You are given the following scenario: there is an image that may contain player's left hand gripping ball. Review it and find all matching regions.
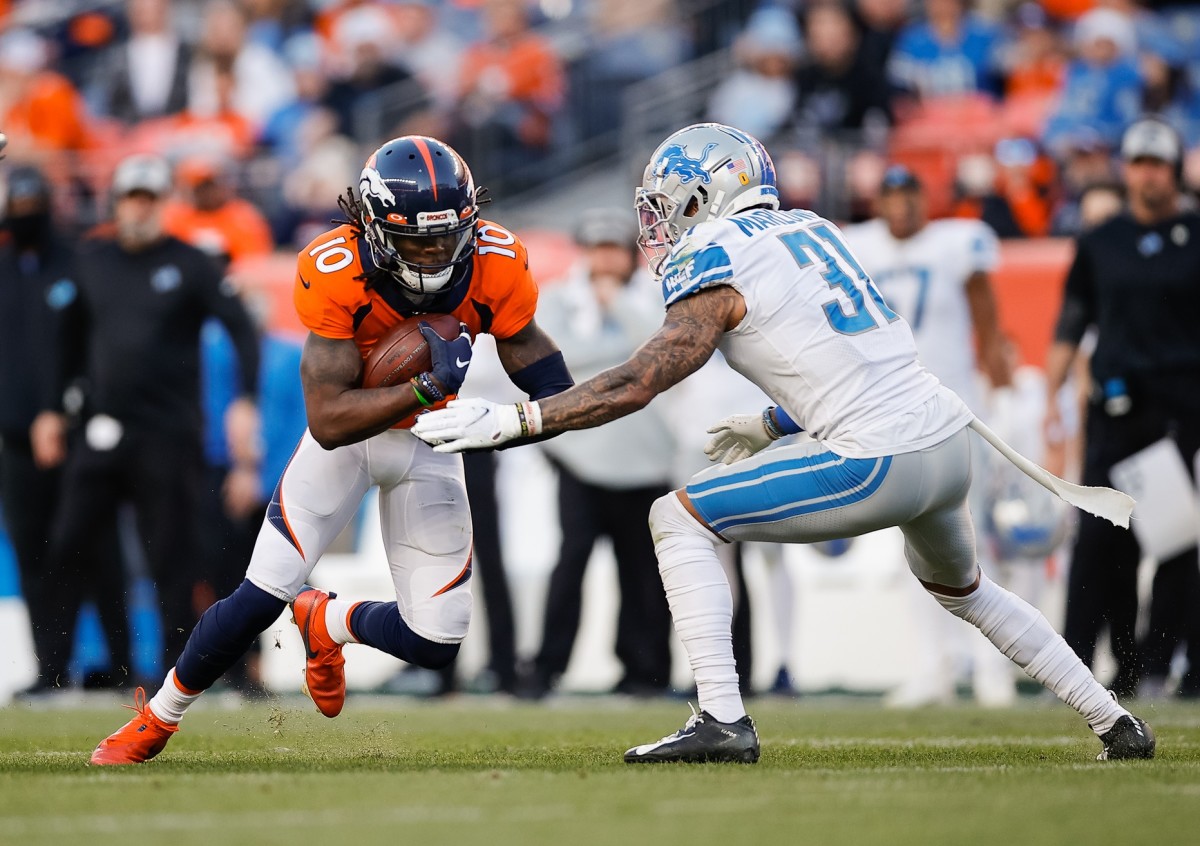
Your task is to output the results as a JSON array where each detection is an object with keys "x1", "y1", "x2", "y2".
[
  {"x1": 419, "y1": 321, "x2": 473, "y2": 395},
  {"x1": 412, "y1": 398, "x2": 541, "y2": 452}
]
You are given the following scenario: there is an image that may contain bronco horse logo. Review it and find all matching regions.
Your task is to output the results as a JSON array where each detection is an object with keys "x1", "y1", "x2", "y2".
[
  {"x1": 657, "y1": 142, "x2": 718, "y2": 184},
  {"x1": 359, "y1": 166, "x2": 396, "y2": 207}
]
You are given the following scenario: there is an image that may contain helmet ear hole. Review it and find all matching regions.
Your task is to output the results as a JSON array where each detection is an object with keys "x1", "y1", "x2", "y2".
[{"x1": 684, "y1": 196, "x2": 701, "y2": 217}]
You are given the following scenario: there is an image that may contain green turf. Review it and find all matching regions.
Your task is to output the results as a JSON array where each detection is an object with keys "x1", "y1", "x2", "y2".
[{"x1": 2, "y1": 696, "x2": 1198, "y2": 846}]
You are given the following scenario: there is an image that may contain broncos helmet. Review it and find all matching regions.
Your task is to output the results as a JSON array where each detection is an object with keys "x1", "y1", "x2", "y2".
[
  {"x1": 357, "y1": 136, "x2": 480, "y2": 297},
  {"x1": 636, "y1": 123, "x2": 779, "y2": 276}
]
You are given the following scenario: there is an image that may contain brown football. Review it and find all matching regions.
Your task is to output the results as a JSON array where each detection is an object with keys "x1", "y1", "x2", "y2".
[{"x1": 361, "y1": 313, "x2": 463, "y2": 390}]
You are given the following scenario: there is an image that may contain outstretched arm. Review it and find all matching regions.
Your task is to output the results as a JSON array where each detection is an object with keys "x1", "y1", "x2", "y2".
[
  {"x1": 412, "y1": 285, "x2": 745, "y2": 450},
  {"x1": 536, "y1": 285, "x2": 742, "y2": 435}
]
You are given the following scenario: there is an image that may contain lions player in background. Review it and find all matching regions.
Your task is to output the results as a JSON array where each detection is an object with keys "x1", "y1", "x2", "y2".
[
  {"x1": 414, "y1": 123, "x2": 1154, "y2": 764},
  {"x1": 844, "y1": 165, "x2": 1018, "y2": 707},
  {"x1": 89, "y1": 136, "x2": 574, "y2": 765}
]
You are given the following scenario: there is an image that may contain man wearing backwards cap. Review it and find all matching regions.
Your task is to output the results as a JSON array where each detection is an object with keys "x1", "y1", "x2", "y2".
[
  {"x1": 30, "y1": 154, "x2": 262, "y2": 686},
  {"x1": 1045, "y1": 116, "x2": 1200, "y2": 699}
]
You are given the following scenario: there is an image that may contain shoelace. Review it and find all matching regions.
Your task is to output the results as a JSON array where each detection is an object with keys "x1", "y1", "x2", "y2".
[
  {"x1": 122, "y1": 686, "x2": 151, "y2": 720},
  {"x1": 653, "y1": 703, "x2": 704, "y2": 744}
]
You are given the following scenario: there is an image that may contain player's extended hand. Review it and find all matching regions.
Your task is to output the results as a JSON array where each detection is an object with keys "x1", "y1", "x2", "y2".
[
  {"x1": 419, "y1": 321, "x2": 473, "y2": 395},
  {"x1": 412, "y1": 398, "x2": 539, "y2": 452},
  {"x1": 704, "y1": 413, "x2": 775, "y2": 465}
]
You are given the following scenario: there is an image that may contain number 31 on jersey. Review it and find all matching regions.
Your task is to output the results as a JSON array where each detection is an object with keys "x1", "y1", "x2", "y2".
[{"x1": 779, "y1": 223, "x2": 899, "y2": 335}]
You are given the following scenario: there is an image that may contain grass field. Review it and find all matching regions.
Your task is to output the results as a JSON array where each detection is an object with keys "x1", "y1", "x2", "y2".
[{"x1": 2, "y1": 695, "x2": 1199, "y2": 846}]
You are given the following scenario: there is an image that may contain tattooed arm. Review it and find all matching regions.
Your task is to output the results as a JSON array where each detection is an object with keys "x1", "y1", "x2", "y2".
[
  {"x1": 301, "y1": 333, "x2": 426, "y2": 449},
  {"x1": 535, "y1": 285, "x2": 745, "y2": 435},
  {"x1": 411, "y1": 286, "x2": 745, "y2": 451}
]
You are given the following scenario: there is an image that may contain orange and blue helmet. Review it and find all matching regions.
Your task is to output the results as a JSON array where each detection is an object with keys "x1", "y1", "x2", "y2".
[{"x1": 358, "y1": 136, "x2": 481, "y2": 299}]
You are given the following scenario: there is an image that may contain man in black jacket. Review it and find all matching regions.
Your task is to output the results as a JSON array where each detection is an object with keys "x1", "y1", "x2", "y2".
[
  {"x1": 1044, "y1": 116, "x2": 1200, "y2": 698},
  {"x1": 0, "y1": 165, "x2": 130, "y2": 692},
  {"x1": 31, "y1": 154, "x2": 261, "y2": 682}
]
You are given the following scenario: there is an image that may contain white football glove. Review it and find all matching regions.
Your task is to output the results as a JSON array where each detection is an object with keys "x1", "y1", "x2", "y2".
[
  {"x1": 703, "y1": 412, "x2": 777, "y2": 465},
  {"x1": 411, "y1": 397, "x2": 541, "y2": 453}
]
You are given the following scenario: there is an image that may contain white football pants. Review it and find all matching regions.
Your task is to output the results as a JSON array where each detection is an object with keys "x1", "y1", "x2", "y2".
[{"x1": 245, "y1": 428, "x2": 473, "y2": 643}]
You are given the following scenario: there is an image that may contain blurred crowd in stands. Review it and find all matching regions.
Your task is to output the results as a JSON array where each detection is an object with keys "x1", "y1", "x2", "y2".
[
  {"x1": 712, "y1": 0, "x2": 1200, "y2": 231},
  {"x1": 3, "y1": 0, "x2": 1199, "y2": 249}
]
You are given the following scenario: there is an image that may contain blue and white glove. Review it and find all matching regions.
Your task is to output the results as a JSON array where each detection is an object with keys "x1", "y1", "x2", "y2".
[
  {"x1": 412, "y1": 397, "x2": 542, "y2": 452},
  {"x1": 419, "y1": 321, "x2": 473, "y2": 396}
]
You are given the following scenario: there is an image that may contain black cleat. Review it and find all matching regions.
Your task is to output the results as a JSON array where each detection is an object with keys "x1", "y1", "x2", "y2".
[
  {"x1": 624, "y1": 706, "x2": 760, "y2": 764},
  {"x1": 1097, "y1": 714, "x2": 1156, "y2": 760}
]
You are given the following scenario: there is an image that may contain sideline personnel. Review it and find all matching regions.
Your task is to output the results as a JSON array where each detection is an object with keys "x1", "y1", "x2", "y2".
[
  {"x1": 31, "y1": 154, "x2": 261, "y2": 683},
  {"x1": 1043, "y1": 116, "x2": 1200, "y2": 698}
]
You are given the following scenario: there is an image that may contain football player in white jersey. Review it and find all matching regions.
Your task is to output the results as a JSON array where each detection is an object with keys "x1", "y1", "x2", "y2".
[
  {"x1": 413, "y1": 123, "x2": 1154, "y2": 764},
  {"x1": 843, "y1": 165, "x2": 1010, "y2": 407},
  {"x1": 844, "y1": 166, "x2": 1018, "y2": 707}
]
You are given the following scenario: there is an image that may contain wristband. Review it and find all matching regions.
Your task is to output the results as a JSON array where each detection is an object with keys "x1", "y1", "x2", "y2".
[
  {"x1": 762, "y1": 407, "x2": 786, "y2": 440},
  {"x1": 515, "y1": 401, "x2": 543, "y2": 438},
  {"x1": 413, "y1": 371, "x2": 446, "y2": 404},
  {"x1": 410, "y1": 378, "x2": 433, "y2": 408}
]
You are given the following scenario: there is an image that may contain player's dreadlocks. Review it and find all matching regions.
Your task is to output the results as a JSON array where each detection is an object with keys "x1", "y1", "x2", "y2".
[{"x1": 332, "y1": 187, "x2": 377, "y2": 288}]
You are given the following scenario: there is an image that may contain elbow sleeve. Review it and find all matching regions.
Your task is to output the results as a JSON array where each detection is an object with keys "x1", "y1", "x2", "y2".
[{"x1": 509, "y1": 351, "x2": 574, "y2": 400}]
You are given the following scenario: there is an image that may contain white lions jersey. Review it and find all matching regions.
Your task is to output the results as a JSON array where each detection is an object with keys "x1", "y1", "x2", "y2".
[
  {"x1": 660, "y1": 208, "x2": 971, "y2": 459},
  {"x1": 843, "y1": 218, "x2": 999, "y2": 411}
]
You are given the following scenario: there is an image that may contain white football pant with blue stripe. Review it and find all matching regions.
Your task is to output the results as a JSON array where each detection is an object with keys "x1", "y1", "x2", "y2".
[{"x1": 653, "y1": 426, "x2": 1129, "y2": 736}]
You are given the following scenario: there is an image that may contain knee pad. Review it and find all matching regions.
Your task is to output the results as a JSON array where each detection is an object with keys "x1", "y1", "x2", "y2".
[{"x1": 649, "y1": 492, "x2": 707, "y2": 546}]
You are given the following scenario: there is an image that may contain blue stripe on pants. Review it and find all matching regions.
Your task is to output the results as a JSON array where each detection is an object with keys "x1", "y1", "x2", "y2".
[{"x1": 687, "y1": 451, "x2": 892, "y2": 534}]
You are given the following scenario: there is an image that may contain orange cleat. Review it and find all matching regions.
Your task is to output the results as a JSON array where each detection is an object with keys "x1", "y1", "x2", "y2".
[
  {"x1": 89, "y1": 687, "x2": 179, "y2": 765},
  {"x1": 291, "y1": 585, "x2": 346, "y2": 718}
]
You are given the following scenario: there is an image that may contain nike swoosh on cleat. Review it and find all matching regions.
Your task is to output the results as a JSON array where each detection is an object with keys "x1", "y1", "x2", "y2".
[{"x1": 298, "y1": 600, "x2": 319, "y2": 660}]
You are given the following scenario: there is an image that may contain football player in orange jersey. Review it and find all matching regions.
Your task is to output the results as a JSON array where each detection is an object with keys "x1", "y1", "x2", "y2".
[{"x1": 90, "y1": 136, "x2": 574, "y2": 765}]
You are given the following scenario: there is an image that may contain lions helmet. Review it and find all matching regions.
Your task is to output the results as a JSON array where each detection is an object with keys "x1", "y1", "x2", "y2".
[
  {"x1": 636, "y1": 123, "x2": 779, "y2": 276},
  {"x1": 358, "y1": 136, "x2": 480, "y2": 297},
  {"x1": 988, "y1": 482, "x2": 1071, "y2": 561}
]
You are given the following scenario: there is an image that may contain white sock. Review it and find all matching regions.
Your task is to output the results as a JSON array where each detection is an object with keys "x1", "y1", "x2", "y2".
[
  {"x1": 930, "y1": 571, "x2": 1129, "y2": 734},
  {"x1": 650, "y1": 495, "x2": 745, "y2": 724},
  {"x1": 148, "y1": 669, "x2": 202, "y2": 725},
  {"x1": 324, "y1": 598, "x2": 357, "y2": 644},
  {"x1": 765, "y1": 544, "x2": 795, "y2": 671}
]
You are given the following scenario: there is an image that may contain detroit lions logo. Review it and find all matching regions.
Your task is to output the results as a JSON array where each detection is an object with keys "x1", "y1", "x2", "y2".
[
  {"x1": 359, "y1": 167, "x2": 396, "y2": 207},
  {"x1": 656, "y1": 142, "x2": 718, "y2": 184}
]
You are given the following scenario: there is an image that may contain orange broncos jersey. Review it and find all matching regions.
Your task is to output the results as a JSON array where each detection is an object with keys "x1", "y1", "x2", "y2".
[{"x1": 293, "y1": 218, "x2": 538, "y2": 423}]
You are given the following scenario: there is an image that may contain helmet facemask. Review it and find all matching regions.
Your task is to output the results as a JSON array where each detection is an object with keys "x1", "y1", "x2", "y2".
[
  {"x1": 363, "y1": 209, "x2": 476, "y2": 297},
  {"x1": 354, "y1": 137, "x2": 483, "y2": 300},
  {"x1": 635, "y1": 189, "x2": 705, "y2": 277}
]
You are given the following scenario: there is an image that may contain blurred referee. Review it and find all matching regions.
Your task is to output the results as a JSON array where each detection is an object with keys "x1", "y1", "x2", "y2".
[{"x1": 1043, "y1": 116, "x2": 1200, "y2": 699}]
